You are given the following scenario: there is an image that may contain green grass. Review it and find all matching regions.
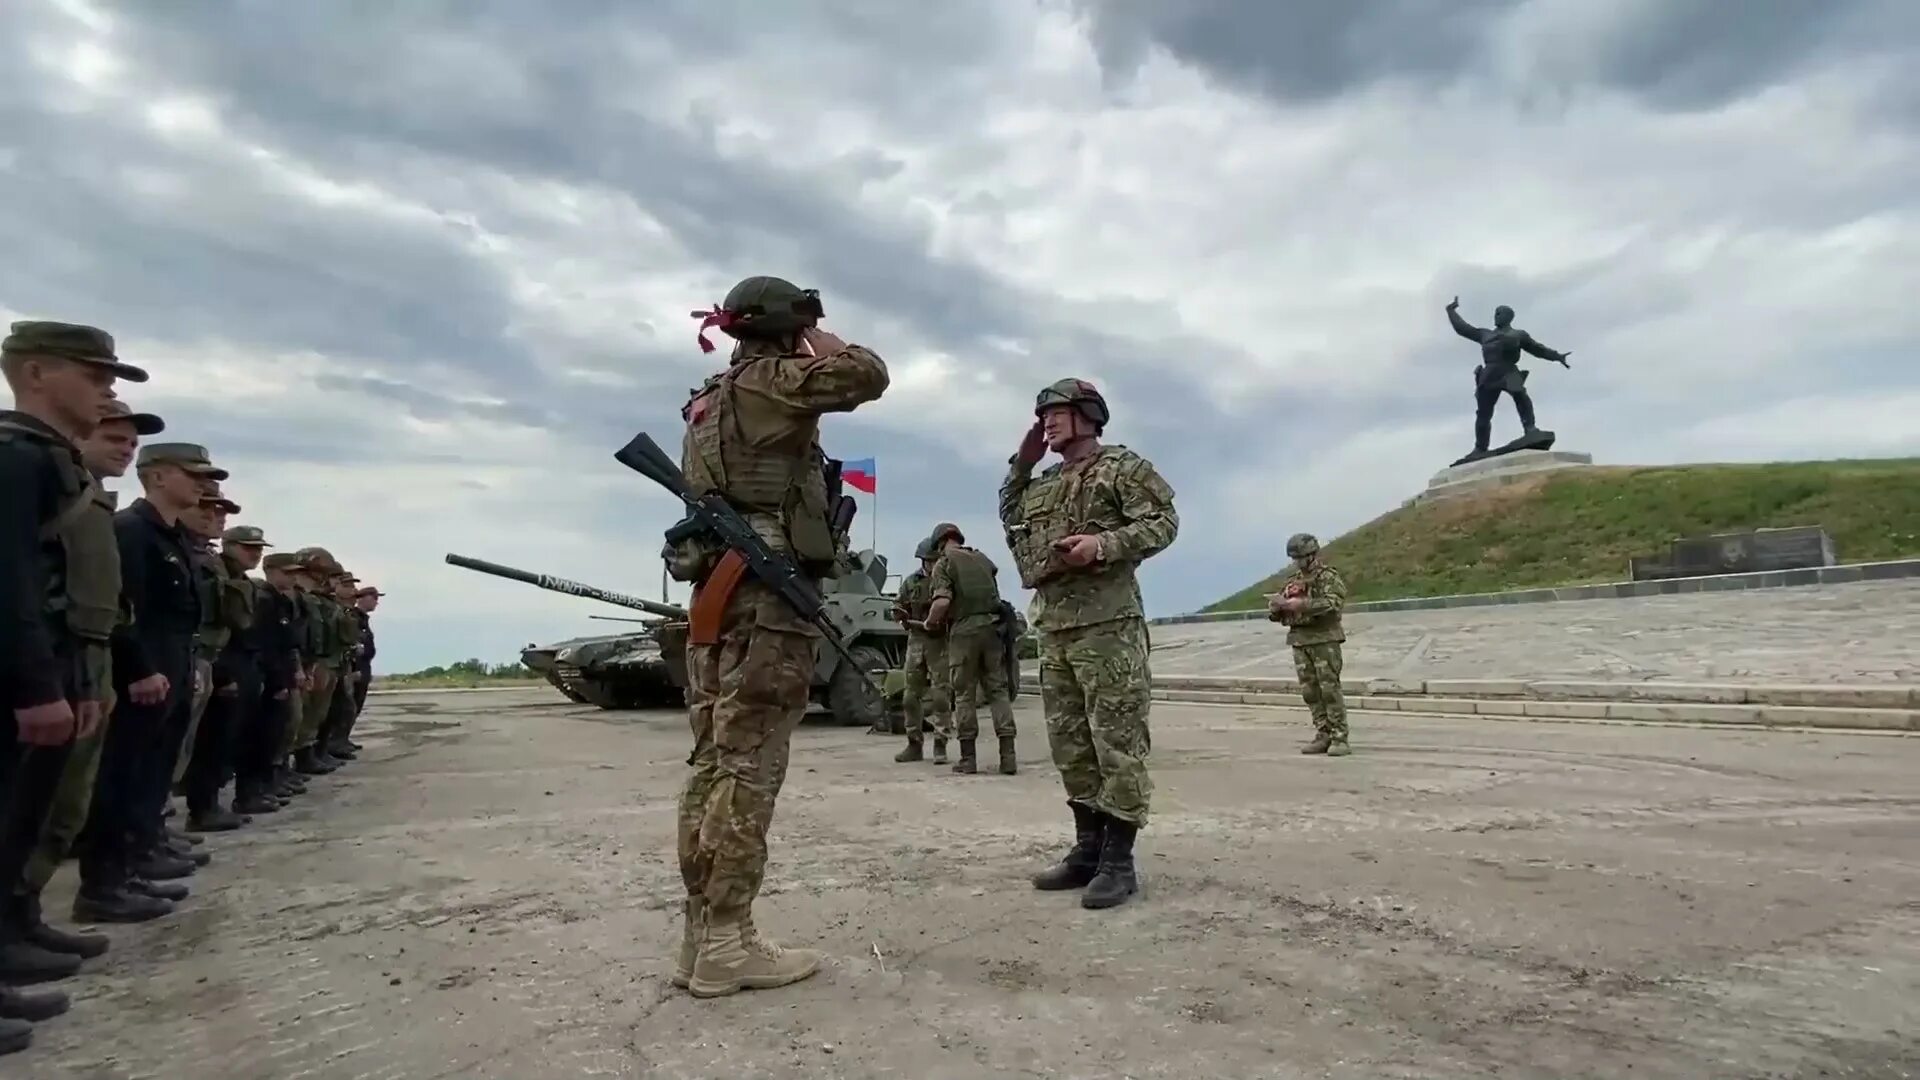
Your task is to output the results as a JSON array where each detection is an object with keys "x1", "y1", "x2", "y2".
[
  {"x1": 373, "y1": 673, "x2": 545, "y2": 690},
  {"x1": 1206, "y1": 457, "x2": 1920, "y2": 612}
]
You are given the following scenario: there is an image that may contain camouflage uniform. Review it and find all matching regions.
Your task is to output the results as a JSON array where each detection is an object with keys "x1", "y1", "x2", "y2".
[
  {"x1": 930, "y1": 544, "x2": 1017, "y2": 773},
  {"x1": 1273, "y1": 543, "x2": 1350, "y2": 752},
  {"x1": 1004, "y1": 378, "x2": 1176, "y2": 911},
  {"x1": 893, "y1": 560, "x2": 952, "y2": 760},
  {"x1": 668, "y1": 276, "x2": 887, "y2": 998}
]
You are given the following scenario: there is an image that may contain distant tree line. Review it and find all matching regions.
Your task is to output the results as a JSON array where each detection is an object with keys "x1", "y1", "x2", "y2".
[{"x1": 393, "y1": 658, "x2": 531, "y2": 680}]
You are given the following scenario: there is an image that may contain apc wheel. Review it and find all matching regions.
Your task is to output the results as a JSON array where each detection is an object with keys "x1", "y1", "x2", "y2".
[{"x1": 827, "y1": 644, "x2": 890, "y2": 728}]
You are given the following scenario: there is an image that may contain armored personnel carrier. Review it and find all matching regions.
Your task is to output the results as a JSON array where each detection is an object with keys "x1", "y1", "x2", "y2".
[{"x1": 446, "y1": 554, "x2": 687, "y2": 711}]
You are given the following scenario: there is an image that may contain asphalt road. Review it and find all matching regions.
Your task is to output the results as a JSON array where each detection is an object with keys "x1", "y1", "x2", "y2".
[{"x1": 22, "y1": 687, "x2": 1920, "y2": 1079}]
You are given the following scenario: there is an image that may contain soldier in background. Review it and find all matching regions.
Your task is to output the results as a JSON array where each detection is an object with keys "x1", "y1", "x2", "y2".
[
  {"x1": 1268, "y1": 533, "x2": 1351, "y2": 756},
  {"x1": 1001, "y1": 378, "x2": 1177, "y2": 911},
  {"x1": 289, "y1": 549, "x2": 344, "y2": 775},
  {"x1": 668, "y1": 275, "x2": 888, "y2": 997},
  {"x1": 259, "y1": 553, "x2": 311, "y2": 801},
  {"x1": 892, "y1": 534, "x2": 952, "y2": 765},
  {"x1": 17, "y1": 399, "x2": 165, "y2": 964},
  {"x1": 176, "y1": 484, "x2": 247, "y2": 831},
  {"x1": 220, "y1": 527, "x2": 283, "y2": 815},
  {"x1": 77, "y1": 442, "x2": 221, "y2": 922},
  {"x1": 314, "y1": 569, "x2": 362, "y2": 762},
  {"x1": 0, "y1": 321, "x2": 146, "y2": 1048},
  {"x1": 348, "y1": 586, "x2": 381, "y2": 747},
  {"x1": 924, "y1": 523, "x2": 1018, "y2": 776}
]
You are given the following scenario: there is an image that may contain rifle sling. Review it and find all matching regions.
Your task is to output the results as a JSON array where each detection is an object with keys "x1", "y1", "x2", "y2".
[{"x1": 689, "y1": 550, "x2": 750, "y2": 647}]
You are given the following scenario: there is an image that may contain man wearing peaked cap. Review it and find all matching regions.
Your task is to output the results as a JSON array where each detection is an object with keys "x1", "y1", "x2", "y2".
[
  {"x1": 137, "y1": 442, "x2": 228, "y2": 482},
  {"x1": 99, "y1": 399, "x2": 163, "y2": 436},
  {"x1": 76, "y1": 422, "x2": 212, "y2": 922},
  {"x1": 2, "y1": 321, "x2": 149, "y2": 384},
  {"x1": 289, "y1": 548, "x2": 347, "y2": 774},
  {"x1": 256, "y1": 553, "x2": 311, "y2": 802},
  {"x1": 0, "y1": 320, "x2": 148, "y2": 1029},
  {"x1": 223, "y1": 525, "x2": 271, "y2": 548}
]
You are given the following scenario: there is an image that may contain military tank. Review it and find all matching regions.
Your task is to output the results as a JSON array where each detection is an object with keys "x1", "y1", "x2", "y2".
[
  {"x1": 445, "y1": 554, "x2": 687, "y2": 710},
  {"x1": 446, "y1": 551, "x2": 908, "y2": 726}
]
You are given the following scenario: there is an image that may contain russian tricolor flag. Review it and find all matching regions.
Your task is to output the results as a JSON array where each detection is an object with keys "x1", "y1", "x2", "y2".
[{"x1": 841, "y1": 457, "x2": 877, "y2": 494}]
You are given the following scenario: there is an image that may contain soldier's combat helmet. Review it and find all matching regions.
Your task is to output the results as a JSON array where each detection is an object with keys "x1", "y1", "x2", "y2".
[
  {"x1": 1286, "y1": 533, "x2": 1320, "y2": 559},
  {"x1": 914, "y1": 535, "x2": 940, "y2": 560},
  {"x1": 929, "y1": 521, "x2": 965, "y2": 546},
  {"x1": 692, "y1": 276, "x2": 824, "y2": 353},
  {"x1": 1033, "y1": 378, "x2": 1110, "y2": 432}
]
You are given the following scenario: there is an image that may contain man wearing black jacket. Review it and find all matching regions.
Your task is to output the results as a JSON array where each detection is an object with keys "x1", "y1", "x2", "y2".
[
  {"x1": 75, "y1": 442, "x2": 223, "y2": 922},
  {"x1": 227, "y1": 528, "x2": 290, "y2": 815},
  {"x1": 0, "y1": 321, "x2": 146, "y2": 1055},
  {"x1": 257, "y1": 553, "x2": 310, "y2": 803}
]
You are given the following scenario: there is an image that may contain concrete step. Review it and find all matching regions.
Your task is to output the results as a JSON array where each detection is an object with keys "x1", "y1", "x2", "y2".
[{"x1": 1016, "y1": 675, "x2": 1920, "y2": 732}]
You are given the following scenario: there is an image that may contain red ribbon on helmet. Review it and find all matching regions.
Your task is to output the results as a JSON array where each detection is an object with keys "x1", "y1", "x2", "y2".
[{"x1": 690, "y1": 305, "x2": 737, "y2": 354}]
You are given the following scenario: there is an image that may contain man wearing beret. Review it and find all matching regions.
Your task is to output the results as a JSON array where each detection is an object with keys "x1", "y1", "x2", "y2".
[
  {"x1": 15, "y1": 398, "x2": 169, "y2": 972},
  {"x1": 77, "y1": 440, "x2": 223, "y2": 920},
  {"x1": 0, "y1": 321, "x2": 147, "y2": 1053}
]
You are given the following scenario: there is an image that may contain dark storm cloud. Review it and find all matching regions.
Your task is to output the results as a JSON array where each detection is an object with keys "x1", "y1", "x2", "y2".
[{"x1": 1075, "y1": 0, "x2": 1917, "y2": 112}]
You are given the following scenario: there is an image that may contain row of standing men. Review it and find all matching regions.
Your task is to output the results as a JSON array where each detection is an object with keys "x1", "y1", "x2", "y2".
[{"x1": 0, "y1": 320, "x2": 383, "y2": 1058}]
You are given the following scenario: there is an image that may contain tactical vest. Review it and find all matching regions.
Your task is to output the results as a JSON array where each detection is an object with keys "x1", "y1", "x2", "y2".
[
  {"x1": 679, "y1": 357, "x2": 836, "y2": 566},
  {"x1": 1009, "y1": 460, "x2": 1092, "y2": 589},
  {"x1": 0, "y1": 418, "x2": 120, "y2": 642},
  {"x1": 1281, "y1": 564, "x2": 1346, "y2": 646},
  {"x1": 193, "y1": 549, "x2": 230, "y2": 657},
  {"x1": 939, "y1": 547, "x2": 1002, "y2": 623},
  {"x1": 217, "y1": 552, "x2": 258, "y2": 646},
  {"x1": 331, "y1": 600, "x2": 358, "y2": 668}
]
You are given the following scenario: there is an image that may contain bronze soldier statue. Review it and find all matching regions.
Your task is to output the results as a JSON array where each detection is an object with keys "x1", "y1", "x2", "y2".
[{"x1": 1445, "y1": 297, "x2": 1571, "y2": 466}]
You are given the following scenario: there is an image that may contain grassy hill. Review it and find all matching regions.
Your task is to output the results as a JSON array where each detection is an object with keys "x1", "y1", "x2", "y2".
[{"x1": 1206, "y1": 458, "x2": 1920, "y2": 613}]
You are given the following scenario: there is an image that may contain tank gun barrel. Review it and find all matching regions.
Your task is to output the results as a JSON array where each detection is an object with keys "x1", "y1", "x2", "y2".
[{"x1": 444, "y1": 553, "x2": 689, "y2": 619}]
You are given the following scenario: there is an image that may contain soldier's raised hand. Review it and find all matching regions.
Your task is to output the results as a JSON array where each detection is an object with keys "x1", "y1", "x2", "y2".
[{"x1": 1016, "y1": 420, "x2": 1047, "y2": 467}]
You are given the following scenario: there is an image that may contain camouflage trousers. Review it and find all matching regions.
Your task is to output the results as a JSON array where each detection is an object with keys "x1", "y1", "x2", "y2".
[
  {"x1": 948, "y1": 623, "x2": 1015, "y2": 741},
  {"x1": 173, "y1": 656, "x2": 215, "y2": 785},
  {"x1": 276, "y1": 673, "x2": 306, "y2": 759},
  {"x1": 1292, "y1": 642, "x2": 1348, "y2": 741},
  {"x1": 295, "y1": 665, "x2": 340, "y2": 751},
  {"x1": 1038, "y1": 617, "x2": 1153, "y2": 827},
  {"x1": 22, "y1": 691, "x2": 113, "y2": 893},
  {"x1": 902, "y1": 634, "x2": 951, "y2": 741},
  {"x1": 678, "y1": 580, "x2": 812, "y2": 925}
]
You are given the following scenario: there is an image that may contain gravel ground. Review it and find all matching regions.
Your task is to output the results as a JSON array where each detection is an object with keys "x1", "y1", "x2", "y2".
[{"x1": 18, "y1": 687, "x2": 1920, "y2": 1079}]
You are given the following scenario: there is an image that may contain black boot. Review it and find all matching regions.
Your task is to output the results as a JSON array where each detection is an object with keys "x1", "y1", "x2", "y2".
[
  {"x1": 128, "y1": 877, "x2": 190, "y2": 903},
  {"x1": 73, "y1": 887, "x2": 173, "y2": 924},
  {"x1": 187, "y1": 807, "x2": 246, "y2": 833},
  {"x1": 997, "y1": 736, "x2": 1018, "y2": 775},
  {"x1": 1032, "y1": 802, "x2": 1105, "y2": 891},
  {"x1": 326, "y1": 741, "x2": 358, "y2": 760},
  {"x1": 165, "y1": 824, "x2": 202, "y2": 848},
  {"x1": 16, "y1": 892, "x2": 107, "y2": 960},
  {"x1": 932, "y1": 737, "x2": 949, "y2": 765},
  {"x1": 893, "y1": 739, "x2": 923, "y2": 763},
  {"x1": 0, "y1": 985, "x2": 68, "y2": 1022},
  {"x1": 1081, "y1": 815, "x2": 1139, "y2": 910},
  {"x1": 234, "y1": 789, "x2": 280, "y2": 815},
  {"x1": 0, "y1": 935, "x2": 82, "y2": 985},
  {"x1": 133, "y1": 849, "x2": 196, "y2": 881},
  {"x1": 951, "y1": 739, "x2": 977, "y2": 774},
  {"x1": 0, "y1": 1017, "x2": 29, "y2": 1056}
]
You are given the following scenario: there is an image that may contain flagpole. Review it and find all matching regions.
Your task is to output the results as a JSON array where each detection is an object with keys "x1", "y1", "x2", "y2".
[{"x1": 870, "y1": 485, "x2": 878, "y2": 554}]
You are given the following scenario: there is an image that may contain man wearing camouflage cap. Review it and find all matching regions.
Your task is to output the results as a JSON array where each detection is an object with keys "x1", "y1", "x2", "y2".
[
  {"x1": 76, "y1": 441, "x2": 224, "y2": 920},
  {"x1": 0, "y1": 320, "x2": 148, "y2": 1044},
  {"x1": 346, "y1": 585, "x2": 382, "y2": 744},
  {"x1": 1002, "y1": 378, "x2": 1178, "y2": 911},
  {"x1": 290, "y1": 548, "x2": 348, "y2": 774},
  {"x1": 314, "y1": 568, "x2": 364, "y2": 762},
  {"x1": 1268, "y1": 533, "x2": 1352, "y2": 756}
]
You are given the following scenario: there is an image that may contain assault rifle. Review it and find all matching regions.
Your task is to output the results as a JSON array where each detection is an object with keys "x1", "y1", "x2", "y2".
[{"x1": 613, "y1": 432, "x2": 878, "y2": 692}]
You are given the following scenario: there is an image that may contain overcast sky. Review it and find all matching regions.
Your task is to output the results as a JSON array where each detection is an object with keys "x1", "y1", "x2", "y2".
[{"x1": 5, "y1": 0, "x2": 1917, "y2": 672}]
